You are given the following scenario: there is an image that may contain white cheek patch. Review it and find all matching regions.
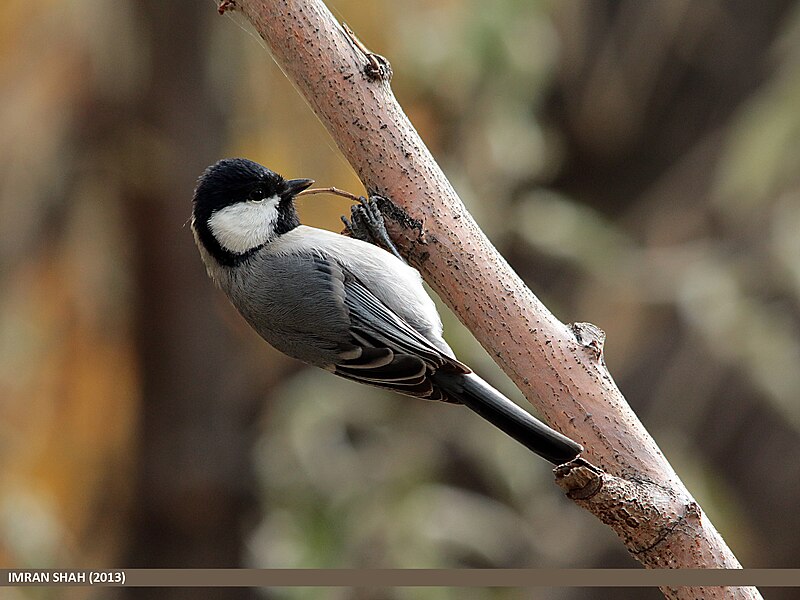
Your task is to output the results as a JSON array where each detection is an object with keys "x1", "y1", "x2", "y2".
[{"x1": 208, "y1": 196, "x2": 280, "y2": 254}]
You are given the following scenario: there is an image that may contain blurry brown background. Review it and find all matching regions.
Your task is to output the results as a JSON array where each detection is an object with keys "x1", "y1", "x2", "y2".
[{"x1": 1, "y1": 1, "x2": 800, "y2": 599}]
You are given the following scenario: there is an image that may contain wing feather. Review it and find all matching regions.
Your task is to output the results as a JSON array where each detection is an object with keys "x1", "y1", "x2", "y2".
[
  {"x1": 247, "y1": 250, "x2": 468, "y2": 401},
  {"x1": 334, "y1": 276, "x2": 468, "y2": 401}
]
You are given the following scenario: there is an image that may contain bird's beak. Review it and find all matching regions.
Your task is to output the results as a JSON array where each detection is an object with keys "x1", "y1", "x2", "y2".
[{"x1": 283, "y1": 178, "x2": 314, "y2": 196}]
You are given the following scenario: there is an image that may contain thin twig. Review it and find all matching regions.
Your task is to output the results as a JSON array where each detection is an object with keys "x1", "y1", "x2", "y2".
[{"x1": 296, "y1": 186, "x2": 363, "y2": 202}]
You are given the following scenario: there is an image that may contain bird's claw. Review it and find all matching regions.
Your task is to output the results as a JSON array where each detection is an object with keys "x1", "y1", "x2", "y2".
[{"x1": 343, "y1": 195, "x2": 403, "y2": 260}]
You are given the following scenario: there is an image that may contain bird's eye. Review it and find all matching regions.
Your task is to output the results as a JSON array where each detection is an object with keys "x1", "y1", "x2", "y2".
[{"x1": 248, "y1": 188, "x2": 264, "y2": 202}]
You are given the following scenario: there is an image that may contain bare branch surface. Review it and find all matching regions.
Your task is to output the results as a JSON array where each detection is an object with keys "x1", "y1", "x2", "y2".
[{"x1": 229, "y1": 1, "x2": 760, "y2": 596}]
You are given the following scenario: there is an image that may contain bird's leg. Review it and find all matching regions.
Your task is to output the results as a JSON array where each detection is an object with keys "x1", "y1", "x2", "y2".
[{"x1": 341, "y1": 195, "x2": 404, "y2": 261}]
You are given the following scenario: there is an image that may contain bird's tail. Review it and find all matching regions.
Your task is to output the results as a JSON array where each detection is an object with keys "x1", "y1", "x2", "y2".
[{"x1": 432, "y1": 371, "x2": 582, "y2": 465}]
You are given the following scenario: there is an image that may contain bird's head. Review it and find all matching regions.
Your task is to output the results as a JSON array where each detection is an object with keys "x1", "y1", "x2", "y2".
[{"x1": 191, "y1": 158, "x2": 313, "y2": 266}]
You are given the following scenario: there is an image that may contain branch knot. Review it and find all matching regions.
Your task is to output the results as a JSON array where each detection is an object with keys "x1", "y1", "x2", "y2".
[{"x1": 342, "y1": 23, "x2": 393, "y2": 82}]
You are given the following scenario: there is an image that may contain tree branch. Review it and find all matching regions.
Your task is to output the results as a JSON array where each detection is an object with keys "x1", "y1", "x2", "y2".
[{"x1": 227, "y1": 1, "x2": 760, "y2": 596}]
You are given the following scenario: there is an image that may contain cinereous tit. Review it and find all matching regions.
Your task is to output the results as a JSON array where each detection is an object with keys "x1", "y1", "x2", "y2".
[{"x1": 191, "y1": 158, "x2": 582, "y2": 464}]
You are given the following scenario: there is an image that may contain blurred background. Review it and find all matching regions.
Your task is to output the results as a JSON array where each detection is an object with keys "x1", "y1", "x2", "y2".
[{"x1": 2, "y1": 0, "x2": 800, "y2": 599}]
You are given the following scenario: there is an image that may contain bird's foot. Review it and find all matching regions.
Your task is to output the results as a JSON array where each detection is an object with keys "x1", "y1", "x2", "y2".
[{"x1": 341, "y1": 195, "x2": 403, "y2": 260}]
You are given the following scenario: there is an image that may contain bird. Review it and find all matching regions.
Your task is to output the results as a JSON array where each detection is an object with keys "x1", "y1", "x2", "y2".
[{"x1": 191, "y1": 157, "x2": 582, "y2": 465}]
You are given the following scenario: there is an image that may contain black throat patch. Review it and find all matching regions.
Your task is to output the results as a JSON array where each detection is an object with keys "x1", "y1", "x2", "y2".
[{"x1": 273, "y1": 197, "x2": 301, "y2": 237}]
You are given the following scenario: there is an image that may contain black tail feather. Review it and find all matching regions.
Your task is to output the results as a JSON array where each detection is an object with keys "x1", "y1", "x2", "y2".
[{"x1": 433, "y1": 372, "x2": 582, "y2": 465}]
